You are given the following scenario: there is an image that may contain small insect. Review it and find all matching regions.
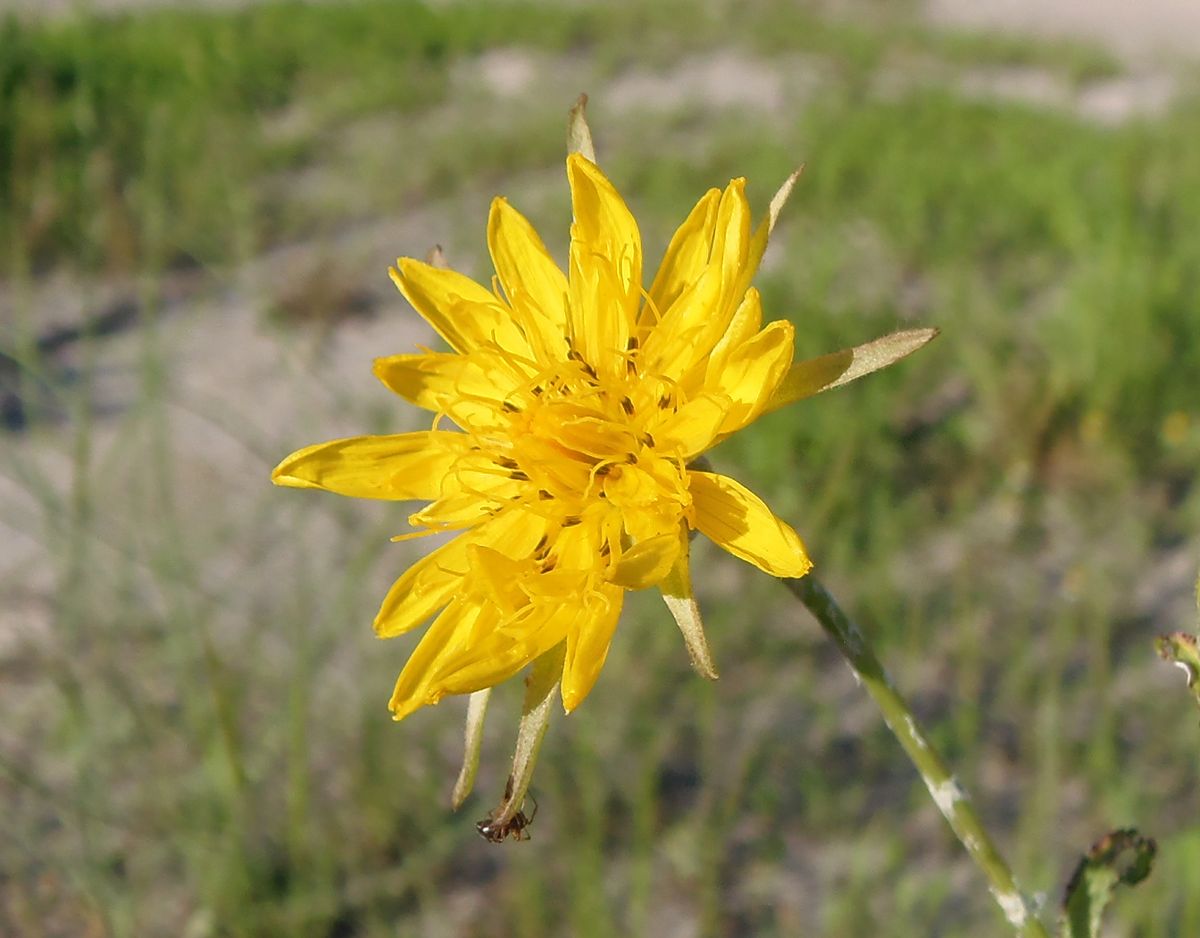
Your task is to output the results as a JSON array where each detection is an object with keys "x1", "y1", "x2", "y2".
[{"x1": 476, "y1": 788, "x2": 538, "y2": 843}]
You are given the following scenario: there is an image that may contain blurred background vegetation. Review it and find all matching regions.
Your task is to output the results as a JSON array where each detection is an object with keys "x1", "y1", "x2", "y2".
[{"x1": 1, "y1": 0, "x2": 1198, "y2": 935}]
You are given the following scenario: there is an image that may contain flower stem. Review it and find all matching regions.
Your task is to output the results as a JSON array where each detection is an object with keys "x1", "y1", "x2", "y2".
[{"x1": 785, "y1": 576, "x2": 1049, "y2": 938}]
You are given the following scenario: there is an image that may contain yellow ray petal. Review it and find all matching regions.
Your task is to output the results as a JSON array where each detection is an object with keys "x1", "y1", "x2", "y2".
[
  {"x1": 389, "y1": 598, "x2": 491, "y2": 720},
  {"x1": 702, "y1": 287, "x2": 764, "y2": 390},
  {"x1": 372, "y1": 351, "x2": 459, "y2": 411},
  {"x1": 488, "y1": 197, "x2": 569, "y2": 348},
  {"x1": 708, "y1": 177, "x2": 753, "y2": 300},
  {"x1": 373, "y1": 349, "x2": 526, "y2": 430},
  {"x1": 566, "y1": 154, "x2": 642, "y2": 367},
  {"x1": 390, "y1": 258, "x2": 530, "y2": 355},
  {"x1": 708, "y1": 319, "x2": 795, "y2": 438},
  {"x1": 408, "y1": 450, "x2": 527, "y2": 530},
  {"x1": 374, "y1": 534, "x2": 473, "y2": 639},
  {"x1": 645, "y1": 186, "x2": 721, "y2": 323},
  {"x1": 608, "y1": 531, "x2": 681, "y2": 589},
  {"x1": 640, "y1": 263, "x2": 724, "y2": 378},
  {"x1": 640, "y1": 178, "x2": 751, "y2": 379},
  {"x1": 432, "y1": 599, "x2": 571, "y2": 699},
  {"x1": 468, "y1": 544, "x2": 531, "y2": 617},
  {"x1": 271, "y1": 431, "x2": 469, "y2": 500},
  {"x1": 689, "y1": 470, "x2": 812, "y2": 578},
  {"x1": 408, "y1": 488, "x2": 518, "y2": 533},
  {"x1": 561, "y1": 586, "x2": 624, "y2": 712},
  {"x1": 374, "y1": 510, "x2": 542, "y2": 638},
  {"x1": 651, "y1": 391, "x2": 729, "y2": 460}
]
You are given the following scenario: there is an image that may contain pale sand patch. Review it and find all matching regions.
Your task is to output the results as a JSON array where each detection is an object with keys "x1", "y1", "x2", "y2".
[
  {"x1": 924, "y1": 0, "x2": 1200, "y2": 62},
  {"x1": 954, "y1": 67, "x2": 1177, "y2": 124},
  {"x1": 608, "y1": 51, "x2": 794, "y2": 114}
]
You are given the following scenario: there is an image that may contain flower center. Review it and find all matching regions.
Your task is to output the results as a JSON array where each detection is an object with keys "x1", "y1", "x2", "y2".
[{"x1": 491, "y1": 351, "x2": 692, "y2": 546}]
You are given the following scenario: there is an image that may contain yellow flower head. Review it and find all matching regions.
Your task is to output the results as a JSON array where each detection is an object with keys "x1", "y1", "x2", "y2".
[{"x1": 273, "y1": 116, "x2": 933, "y2": 732}]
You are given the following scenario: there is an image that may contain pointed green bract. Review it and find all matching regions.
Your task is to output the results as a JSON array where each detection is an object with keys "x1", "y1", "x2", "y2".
[
  {"x1": 766, "y1": 328, "x2": 939, "y2": 413},
  {"x1": 744, "y1": 167, "x2": 802, "y2": 290},
  {"x1": 660, "y1": 530, "x2": 719, "y2": 680},
  {"x1": 567, "y1": 93, "x2": 596, "y2": 163},
  {"x1": 450, "y1": 689, "x2": 491, "y2": 809},
  {"x1": 485, "y1": 643, "x2": 565, "y2": 830}
]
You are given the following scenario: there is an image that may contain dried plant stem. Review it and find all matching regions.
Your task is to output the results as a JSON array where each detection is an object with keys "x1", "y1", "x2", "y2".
[{"x1": 786, "y1": 576, "x2": 1049, "y2": 938}]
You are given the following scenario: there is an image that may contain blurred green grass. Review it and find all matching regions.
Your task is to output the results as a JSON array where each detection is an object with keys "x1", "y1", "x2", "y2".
[{"x1": 1, "y1": 1, "x2": 1199, "y2": 936}]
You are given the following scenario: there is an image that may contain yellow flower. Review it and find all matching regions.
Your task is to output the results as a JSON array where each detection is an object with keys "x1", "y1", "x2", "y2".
[{"x1": 273, "y1": 142, "x2": 933, "y2": 727}]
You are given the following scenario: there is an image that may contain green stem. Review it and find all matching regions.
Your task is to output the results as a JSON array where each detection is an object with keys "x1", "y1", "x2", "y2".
[{"x1": 786, "y1": 576, "x2": 1049, "y2": 938}]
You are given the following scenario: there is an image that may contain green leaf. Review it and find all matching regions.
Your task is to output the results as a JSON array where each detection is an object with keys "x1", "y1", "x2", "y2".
[{"x1": 1058, "y1": 828, "x2": 1156, "y2": 938}]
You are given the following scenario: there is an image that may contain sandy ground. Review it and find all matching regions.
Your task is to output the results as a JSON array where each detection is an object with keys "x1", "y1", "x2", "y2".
[{"x1": 925, "y1": 0, "x2": 1200, "y2": 62}]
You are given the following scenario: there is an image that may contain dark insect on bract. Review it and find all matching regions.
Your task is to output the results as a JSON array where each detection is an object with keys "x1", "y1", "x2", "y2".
[{"x1": 476, "y1": 792, "x2": 538, "y2": 843}]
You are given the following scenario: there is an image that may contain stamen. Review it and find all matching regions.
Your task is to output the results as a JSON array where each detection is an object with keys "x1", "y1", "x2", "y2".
[
  {"x1": 457, "y1": 457, "x2": 525, "y2": 483},
  {"x1": 619, "y1": 243, "x2": 636, "y2": 292},
  {"x1": 637, "y1": 284, "x2": 664, "y2": 328},
  {"x1": 585, "y1": 458, "x2": 620, "y2": 499},
  {"x1": 567, "y1": 348, "x2": 599, "y2": 381}
]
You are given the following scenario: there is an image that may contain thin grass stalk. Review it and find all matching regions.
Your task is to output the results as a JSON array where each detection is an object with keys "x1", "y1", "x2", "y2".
[{"x1": 785, "y1": 575, "x2": 1049, "y2": 938}]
